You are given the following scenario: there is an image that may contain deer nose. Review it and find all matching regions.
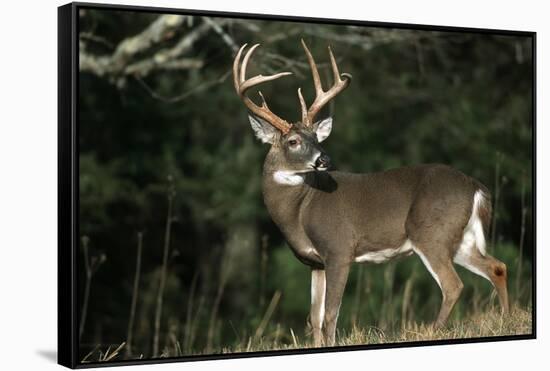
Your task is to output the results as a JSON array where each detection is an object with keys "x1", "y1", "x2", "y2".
[{"x1": 315, "y1": 154, "x2": 331, "y2": 169}]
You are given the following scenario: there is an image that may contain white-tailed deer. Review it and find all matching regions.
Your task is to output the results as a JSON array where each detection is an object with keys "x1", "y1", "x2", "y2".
[{"x1": 233, "y1": 40, "x2": 509, "y2": 347}]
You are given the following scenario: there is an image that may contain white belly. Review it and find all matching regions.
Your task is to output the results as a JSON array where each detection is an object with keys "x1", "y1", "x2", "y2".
[{"x1": 354, "y1": 239, "x2": 414, "y2": 264}]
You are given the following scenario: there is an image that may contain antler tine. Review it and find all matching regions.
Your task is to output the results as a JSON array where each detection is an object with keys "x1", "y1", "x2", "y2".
[
  {"x1": 301, "y1": 39, "x2": 324, "y2": 96},
  {"x1": 328, "y1": 45, "x2": 353, "y2": 87},
  {"x1": 233, "y1": 43, "x2": 293, "y2": 134},
  {"x1": 240, "y1": 43, "x2": 260, "y2": 83},
  {"x1": 258, "y1": 91, "x2": 268, "y2": 108},
  {"x1": 233, "y1": 44, "x2": 247, "y2": 94},
  {"x1": 297, "y1": 88, "x2": 308, "y2": 124},
  {"x1": 328, "y1": 46, "x2": 341, "y2": 84},
  {"x1": 240, "y1": 72, "x2": 293, "y2": 95},
  {"x1": 299, "y1": 40, "x2": 352, "y2": 126}
]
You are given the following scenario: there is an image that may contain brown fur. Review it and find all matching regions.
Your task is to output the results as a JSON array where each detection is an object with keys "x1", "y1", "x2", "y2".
[{"x1": 262, "y1": 158, "x2": 509, "y2": 345}]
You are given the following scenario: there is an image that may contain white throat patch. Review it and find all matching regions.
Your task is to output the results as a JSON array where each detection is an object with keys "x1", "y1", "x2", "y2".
[{"x1": 273, "y1": 171, "x2": 305, "y2": 186}]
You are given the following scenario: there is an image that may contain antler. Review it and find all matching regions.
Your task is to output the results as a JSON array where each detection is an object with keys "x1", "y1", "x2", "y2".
[
  {"x1": 298, "y1": 39, "x2": 352, "y2": 126},
  {"x1": 233, "y1": 44, "x2": 293, "y2": 134}
]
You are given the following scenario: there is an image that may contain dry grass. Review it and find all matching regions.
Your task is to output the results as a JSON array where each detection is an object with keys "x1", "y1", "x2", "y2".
[
  {"x1": 341, "y1": 306, "x2": 532, "y2": 345},
  {"x1": 81, "y1": 306, "x2": 531, "y2": 363},
  {"x1": 82, "y1": 342, "x2": 127, "y2": 363},
  {"x1": 219, "y1": 305, "x2": 532, "y2": 354}
]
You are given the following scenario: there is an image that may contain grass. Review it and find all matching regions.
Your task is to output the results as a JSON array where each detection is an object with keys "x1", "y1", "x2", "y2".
[
  {"x1": 216, "y1": 305, "x2": 532, "y2": 354},
  {"x1": 79, "y1": 239, "x2": 533, "y2": 363},
  {"x1": 81, "y1": 304, "x2": 532, "y2": 362},
  {"x1": 82, "y1": 342, "x2": 127, "y2": 363}
]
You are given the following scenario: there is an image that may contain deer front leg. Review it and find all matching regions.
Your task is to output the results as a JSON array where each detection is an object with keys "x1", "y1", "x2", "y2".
[
  {"x1": 322, "y1": 261, "x2": 350, "y2": 346},
  {"x1": 310, "y1": 269, "x2": 326, "y2": 347}
]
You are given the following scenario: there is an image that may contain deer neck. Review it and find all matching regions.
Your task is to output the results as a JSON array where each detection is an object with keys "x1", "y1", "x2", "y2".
[{"x1": 261, "y1": 150, "x2": 313, "y2": 229}]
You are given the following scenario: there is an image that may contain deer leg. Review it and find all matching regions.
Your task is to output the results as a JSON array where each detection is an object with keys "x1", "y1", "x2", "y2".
[
  {"x1": 309, "y1": 269, "x2": 326, "y2": 347},
  {"x1": 322, "y1": 261, "x2": 350, "y2": 346},
  {"x1": 454, "y1": 248, "x2": 509, "y2": 314},
  {"x1": 413, "y1": 246, "x2": 463, "y2": 328}
]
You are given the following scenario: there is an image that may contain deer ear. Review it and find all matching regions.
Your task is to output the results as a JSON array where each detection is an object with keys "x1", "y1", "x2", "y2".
[
  {"x1": 249, "y1": 115, "x2": 278, "y2": 144},
  {"x1": 313, "y1": 117, "x2": 333, "y2": 143}
]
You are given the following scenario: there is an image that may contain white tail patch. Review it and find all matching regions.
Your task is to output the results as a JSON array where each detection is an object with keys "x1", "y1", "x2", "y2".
[
  {"x1": 455, "y1": 190, "x2": 487, "y2": 257},
  {"x1": 470, "y1": 190, "x2": 488, "y2": 256},
  {"x1": 453, "y1": 190, "x2": 492, "y2": 281}
]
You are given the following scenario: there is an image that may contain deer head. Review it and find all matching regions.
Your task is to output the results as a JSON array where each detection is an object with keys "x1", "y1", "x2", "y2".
[{"x1": 233, "y1": 40, "x2": 351, "y2": 178}]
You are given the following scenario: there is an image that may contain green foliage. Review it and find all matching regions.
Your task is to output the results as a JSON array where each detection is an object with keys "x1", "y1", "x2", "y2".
[
  {"x1": 269, "y1": 245, "x2": 311, "y2": 322},
  {"x1": 77, "y1": 9, "x2": 533, "y2": 361}
]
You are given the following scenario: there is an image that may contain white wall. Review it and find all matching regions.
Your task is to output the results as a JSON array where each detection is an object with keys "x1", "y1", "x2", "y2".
[{"x1": 0, "y1": 0, "x2": 546, "y2": 369}]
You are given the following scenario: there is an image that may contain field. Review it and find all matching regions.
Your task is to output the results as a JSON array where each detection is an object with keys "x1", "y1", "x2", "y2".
[
  {"x1": 82, "y1": 304, "x2": 531, "y2": 362},
  {"x1": 80, "y1": 238, "x2": 533, "y2": 362},
  {"x1": 221, "y1": 306, "x2": 532, "y2": 354}
]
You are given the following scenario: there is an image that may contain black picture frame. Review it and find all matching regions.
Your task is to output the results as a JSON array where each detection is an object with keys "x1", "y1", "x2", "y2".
[{"x1": 58, "y1": 2, "x2": 536, "y2": 368}]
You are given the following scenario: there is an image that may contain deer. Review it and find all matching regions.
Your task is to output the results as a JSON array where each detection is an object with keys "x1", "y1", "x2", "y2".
[{"x1": 232, "y1": 40, "x2": 510, "y2": 347}]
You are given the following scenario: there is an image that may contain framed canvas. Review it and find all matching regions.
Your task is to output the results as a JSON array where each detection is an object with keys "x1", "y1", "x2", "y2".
[{"x1": 58, "y1": 2, "x2": 536, "y2": 368}]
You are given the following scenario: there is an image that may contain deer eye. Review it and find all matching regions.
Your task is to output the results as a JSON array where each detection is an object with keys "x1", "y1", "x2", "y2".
[{"x1": 288, "y1": 139, "x2": 298, "y2": 146}]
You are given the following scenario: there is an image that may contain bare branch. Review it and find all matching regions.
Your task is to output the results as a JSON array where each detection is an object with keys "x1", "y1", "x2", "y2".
[
  {"x1": 232, "y1": 19, "x2": 261, "y2": 33},
  {"x1": 111, "y1": 15, "x2": 187, "y2": 68},
  {"x1": 303, "y1": 28, "x2": 426, "y2": 51},
  {"x1": 125, "y1": 57, "x2": 204, "y2": 76},
  {"x1": 79, "y1": 32, "x2": 115, "y2": 49},
  {"x1": 158, "y1": 21, "x2": 212, "y2": 61},
  {"x1": 79, "y1": 16, "x2": 230, "y2": 84},
  {"x1": 134, "y1": 69, "x2": 232, "y2": 103},
  {"x1": 203, "y1": 17, "x2": 238, "y2": 52}
]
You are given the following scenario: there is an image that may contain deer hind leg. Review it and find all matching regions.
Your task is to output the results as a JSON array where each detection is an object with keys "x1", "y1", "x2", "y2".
[
  {"x1": 309, "y1": 269, "x2": 326, "y2": 347},
  {"x1": 454, "y1": 244, "x2": 509, "y2": 314},
  {"x1": 322, "y1": 261, "x2": 350, "y2": 346},
  {"x1": 413, "y1": 245, "x2": 464, "y2": 328}
]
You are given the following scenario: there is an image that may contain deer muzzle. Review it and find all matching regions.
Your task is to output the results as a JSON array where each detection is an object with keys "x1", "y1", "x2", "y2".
[{"x1": 314, "y1": 153, "x2": 331, "y2": 171}]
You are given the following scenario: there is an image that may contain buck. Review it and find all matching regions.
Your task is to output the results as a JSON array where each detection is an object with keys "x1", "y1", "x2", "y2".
[{"x1": 233, "y1": 40, "x2": 509, "y2": 347}]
